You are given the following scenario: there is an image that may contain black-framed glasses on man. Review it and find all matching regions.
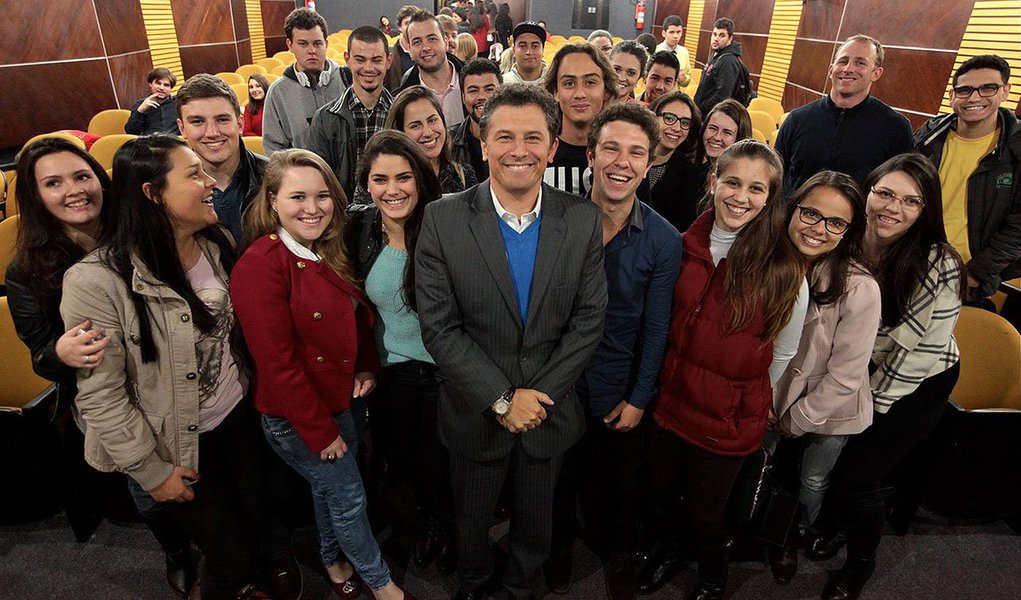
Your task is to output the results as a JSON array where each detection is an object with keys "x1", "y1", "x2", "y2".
[
  {"x1": 796, "y1": 205, "x2": 850, "y2": 235},
  {"x1": 870, "y1": 187, "x2": 925, "y2": 211},
  {"x1": 952, "y1": 83, "x2": 1003, "y2": 98},
  {"x1": 658, "y1": 112, "x2": 692, "y2": 129}
]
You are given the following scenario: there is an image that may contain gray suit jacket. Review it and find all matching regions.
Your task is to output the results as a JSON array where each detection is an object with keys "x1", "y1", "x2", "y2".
[{"x1": 415, "y1": 181, "x2": 607, "y2": 461}]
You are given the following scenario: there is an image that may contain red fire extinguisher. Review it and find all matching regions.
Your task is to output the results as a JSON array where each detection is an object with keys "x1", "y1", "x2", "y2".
[{"x1": 635, "y1": 0, "x2": 646, "y2": 30}]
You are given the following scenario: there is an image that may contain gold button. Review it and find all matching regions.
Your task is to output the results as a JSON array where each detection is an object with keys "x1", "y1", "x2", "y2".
[
  {"x1": 296, "y1": 261, "x2": 306, "y2": 269},
  {"x1": 269, "y1": 233, "x2": 278, "y2": 240},
  {"x1": 315, "y1": 356, "x2": 325, "y2": 363},
  {"x1": 313, "y1": 312, "x2": 322, "y2": 320}
]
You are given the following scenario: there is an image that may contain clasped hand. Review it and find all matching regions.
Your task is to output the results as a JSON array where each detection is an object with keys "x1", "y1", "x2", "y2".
[{"x1": 497, "y1": 388, "x2": 553, "y2": 433}]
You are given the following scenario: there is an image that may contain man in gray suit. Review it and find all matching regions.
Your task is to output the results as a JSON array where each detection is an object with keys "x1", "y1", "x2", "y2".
[{"x1": 416, "y1": 84, "x2": 607, "y2": 600}]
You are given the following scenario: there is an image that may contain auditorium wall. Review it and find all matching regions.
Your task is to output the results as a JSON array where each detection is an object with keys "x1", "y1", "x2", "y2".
[{"x1": 1, "y1": 0, "x2": 1019, "y2": 150}]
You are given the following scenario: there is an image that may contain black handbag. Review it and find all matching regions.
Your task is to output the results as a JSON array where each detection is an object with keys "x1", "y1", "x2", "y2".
[{"x1": 728, "y1": 446, "x2": 801, "y2": 547}]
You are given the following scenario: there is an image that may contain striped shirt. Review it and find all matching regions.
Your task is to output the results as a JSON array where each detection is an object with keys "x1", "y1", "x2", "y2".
[{"x1": 871, "y1": 245, "x2": 962, "y2": 413}]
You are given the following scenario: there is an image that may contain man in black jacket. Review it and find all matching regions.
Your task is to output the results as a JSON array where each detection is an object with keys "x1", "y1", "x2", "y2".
[
  {"x1": 125, "y1": 68, "x2": 181, "y2": 135},
  {"x1": 450, "y1": 58, "x2": 502, "y2": 181},
  {"x1": 693, "y1": 18, "x2": 747, "y2": 116},
  {"x1": 400, "y1": 10, "x2": 467, "y2": 127},
  {"x1": 914, "y1": 54, "x2": 1021, "y2": 300}
]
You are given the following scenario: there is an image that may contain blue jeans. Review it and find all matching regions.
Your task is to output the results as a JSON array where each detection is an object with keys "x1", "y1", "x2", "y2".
[
  {"x1": 797, "y1": 433, "x2": 848, "y2": 529},
  {"x1": 261, "y1": 410, "x2": 391, "y2": 590}
]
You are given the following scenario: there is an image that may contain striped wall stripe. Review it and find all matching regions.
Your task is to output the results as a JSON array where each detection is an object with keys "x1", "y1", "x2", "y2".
[
  {"x1": 939, "y1": 0, "x2": 1021, "y2": 114},
  {"x1": 758, "y1": 1, "x2": 803, "y2": 103},
  {"x1": 685, "y1": 1, "x2": 705, "y2": 65},
  {"x1": 140, "y1": 0, "x2": 184, "y2": 90},
  {"x1": 246, "y1": 0, "x2": 267, "y2": 61}
]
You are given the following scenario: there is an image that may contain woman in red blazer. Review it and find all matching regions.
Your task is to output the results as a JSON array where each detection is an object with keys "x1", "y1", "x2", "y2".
[
  {"x1": 639, "y1": 140, "x2": 807, "y2": 600},
  {"x1": 231, "y1": 149, "x2": 414, "y2": 600}
]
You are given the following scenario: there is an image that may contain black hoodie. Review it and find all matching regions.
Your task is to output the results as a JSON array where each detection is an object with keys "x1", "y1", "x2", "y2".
[{"x1": 694, "y1": 40, "x2": 745, "y2": 116}]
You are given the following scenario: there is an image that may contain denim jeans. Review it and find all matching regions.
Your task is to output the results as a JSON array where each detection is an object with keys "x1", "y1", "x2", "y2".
[
  {"x1": 797, "y1": 433, "x2": 848, "y2": 529},
  {"x1": 262, "y1": 409, "x2": 392, "y2": 590}
]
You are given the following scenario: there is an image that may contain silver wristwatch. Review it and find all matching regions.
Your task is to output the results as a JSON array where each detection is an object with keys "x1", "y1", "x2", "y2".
[{"x1": 492, "y1": 387, "x2": 515, "y2": 416}]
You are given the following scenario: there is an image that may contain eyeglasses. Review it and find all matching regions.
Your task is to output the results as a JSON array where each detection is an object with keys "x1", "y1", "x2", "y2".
[
  {"x1": 796, "y1": 205, "x2": 850, "y2": 235},
  {"x1": 658, "y1": 112, "x2": 692, "y2": 129},
  {"x1": 952, "y1": 83, "x2": 1003, "y2": 98},
  {"x1": 871, "y1": 187, "x2": 924, "y2": 211}
]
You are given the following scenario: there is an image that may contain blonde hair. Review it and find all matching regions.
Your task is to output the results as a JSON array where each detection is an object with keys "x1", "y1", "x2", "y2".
[
  {"x1": 456, "y1": 32, "x2": 478, "y2": 62},
  {"x1": 244, "y1": 149, "x2": 357, "y2": 283}
]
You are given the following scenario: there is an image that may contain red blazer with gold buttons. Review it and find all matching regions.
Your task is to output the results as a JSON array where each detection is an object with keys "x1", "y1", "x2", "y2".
[{"x1": 231, "y1": 232, "x2": 379, "y2": 453}]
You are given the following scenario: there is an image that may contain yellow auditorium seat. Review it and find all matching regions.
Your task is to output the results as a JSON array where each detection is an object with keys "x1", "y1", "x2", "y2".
[
  {"x1": 550, "y1": 35, "x2": 568, "y2": 45},
  {"x1": 3, "y1": 171, "x2": 17, "y2": 218},
  {"x1": 88, "y1": 134, "x2": 138, "y2": 171},
  {"x1": 768, "y1": 128, "x2": 780, "y2": 148},
  {"x1": 611, "y1": 37, "x2": 624, "y2": 45},
  {"x1": 567, "y1": 35, "x2": 585, "y2": 43},
  {"x1": 689, "y1": 68, "x2": 702, "y2": 87},
  {"x1": 951, "y1": 306, "x2": 1021, "y2": 411},
  {"x1": 236, "y1": 64, "x2": 267, "y2": 79},
  {"x1": 215, "y1": 72, "x2": 245, "y2": 85},
  {"x1": 87, "y1": 109, "x2": 131, "y2": 136},
  {"x1": 256, "y1": 58, "x2": 283, "y2": 71},
  {"x1": 751, "y1": 128, "x2": 767, "y2": 142},
  {"x1": 0, "y1": 214, "x2": 18, "y2": 286},
  {"x1": 270, "y1": 64, "x2": 288, "y2": 77},
  {"x1": 1, "y1": 170, "x2": 10, "y2": 219},
  {"x1": 778, "y1": 111, "x2": 790, "y2": 127},
  {"x1": 243, "y1": 136, "x2": 265, "y2": 156},
  {"x1": 264, "y1": 73, "x2": 280, "y2": 84},
  {"x1": 749, "y1": 110, "x2": 777, "y2": 136},
  {"x1": 231, "y1": 83, "x2": 249, "y2": 102},
  {"x1": 0, "y1": 296, "x2": 56, "y2": 412},
  {"x1": 22, "y1": 132, "x2": 86, "y2": 152},
  {"x1": 273, "y1": 50, "x2": 296, "y2": 64},
  {"x1": 749, "y1": 97, "x2": 785, "y2": 124}
]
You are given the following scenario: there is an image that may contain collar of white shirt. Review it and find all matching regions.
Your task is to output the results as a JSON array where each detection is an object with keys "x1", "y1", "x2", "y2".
[
  {"x1": 277, "y1": 227, "x2": 322, "y2": 262},
  {"x1": 491, "y1": 186, "x2": 543, "y2": 234}
]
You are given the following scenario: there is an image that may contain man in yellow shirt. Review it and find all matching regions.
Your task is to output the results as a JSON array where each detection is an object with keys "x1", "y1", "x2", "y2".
[
  {"x1": 655, "y1": 15, "x2": 691, "y2": 88},
  {"x1": 915, "y1": 54, "x2": 1020, "y2": 302}
]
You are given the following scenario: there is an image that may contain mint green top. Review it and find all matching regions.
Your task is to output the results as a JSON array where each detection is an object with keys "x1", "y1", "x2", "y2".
[{"x1": 364, "y1": 245, "x2": 434, "y2": 366}]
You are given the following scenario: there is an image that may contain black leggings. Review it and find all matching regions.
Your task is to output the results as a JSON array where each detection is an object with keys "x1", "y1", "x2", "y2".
[{"x1": 648, "y1": 423, "x2": 746, "y2": 545}]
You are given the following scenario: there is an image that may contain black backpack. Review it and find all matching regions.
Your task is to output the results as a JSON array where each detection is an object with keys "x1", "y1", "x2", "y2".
[{"x1": 732, "y1": 57, "x2": 755, "y2": 107}]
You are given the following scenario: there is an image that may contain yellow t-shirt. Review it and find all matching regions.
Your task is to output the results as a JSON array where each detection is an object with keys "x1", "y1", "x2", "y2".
[{"x1": 939, "y1": 129, "x2": 998, "y2": 263}]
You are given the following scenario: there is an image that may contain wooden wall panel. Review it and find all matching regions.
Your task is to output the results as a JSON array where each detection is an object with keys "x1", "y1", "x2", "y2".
[
  {"x1": 695, "y1": 30, "x2": 712, "y2": 65},
  {"x1": 237, "y1": 40, "x2": 253, "y2": 66},
  {"x1": 839, "y1": 0, "x2": 975, "y2": 49},
  {"x1": 0, "y1": 61, "x2": 116, "y2": 148},
  {"x1": 231, "y1": 0, "x2": 251, "y2": 41},
  {"x1": 174, "y1": 0, "x2": 234, "y2": 46},
  {"x1": 739, "y1": 35, "x2": 769, "y2": 76},
  {"x1": 262, "y1": 0, "x2": 296, "y2": 48},
  {"x1": 95, "y1": 0, "x2": 149, "y2": 56},
  {"x1": 0, "y1": 0, "x2": 104, "y2": 63},
  {"x1": 109, "y1": 52, "x2": 155, "y2": 108},
  {"x1": 716, "y1": 0, "x2": 774, "y2": 35},
  {"x1": 798, "y1": 0, "x2": 846, "y2": 41},
  {"x1": 786, "y1": 40, "x2": 836, "y2": 92},
  {"x1": 783, "y1": 84, "x2": 823, "y2": 113},
  {"x1": 871, "y1": 48, "x2": 957, "y2": 115},
  {"x1": 180, "y1": 45, "x2": 240, "y2": 78},
  {"x1": 653, "y1": 0, "x2": 691, "y2": 43},
  {"x1": 700, "y1": 0, "x2": 720, "y2": 31}
]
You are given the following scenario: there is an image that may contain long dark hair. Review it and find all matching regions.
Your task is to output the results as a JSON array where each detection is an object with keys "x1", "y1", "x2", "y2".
[
  {"x1": 784, "y1": 171, "x2": 869, "y2": 306},
  {"x1": 357, "y1": 130, "x2": 442, "y2": 312},
  {"x1": 649, "y1": 90, "x2": 703, "y2": 163},
  {"x1": 864, "y1": 153, "x2": 965, "y2": 327},
  {"x1": 700, "y1": 98, "x2": 752, "y2": 165},
  {"x1": 10, "y1": 138, "x2": 114, "y2": 316},
  {"x1": 246, "y1": 74, "x2": 269, "y2": 116},
  {"x1": 105, "y1": 135, "x2": 236, "y2": 363},
  {"x1": 715, "y1": 140, "x2": 806, "y2": 342}
]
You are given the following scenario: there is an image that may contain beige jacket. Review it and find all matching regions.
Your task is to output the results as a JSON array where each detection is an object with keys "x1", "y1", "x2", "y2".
[
  {"x1": 60, "y1": 238, "x2": 247, "y2": 490},
  {"x1": 773, "y1": 267, "x2": 881, "y2": 436}
]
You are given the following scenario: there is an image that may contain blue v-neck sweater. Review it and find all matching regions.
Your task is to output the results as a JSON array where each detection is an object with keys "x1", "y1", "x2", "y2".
[{"x1": 498, "y1": 215, "x2": 542, "y2": 325}]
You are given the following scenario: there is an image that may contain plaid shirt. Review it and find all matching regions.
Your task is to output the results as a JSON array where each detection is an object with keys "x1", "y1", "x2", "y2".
[
  {"x1": 345, "y1": 87, "x2": 394, "y2": 168},
  {"x1": 871, "y1": 246, "x2": 962, "y2": 413}
]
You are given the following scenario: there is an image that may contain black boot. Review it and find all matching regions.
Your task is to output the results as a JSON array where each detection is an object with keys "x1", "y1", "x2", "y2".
[
  {"x1": 413, "y1": 513, "x2": 446, "y2": 568},
  {"x1": 686, "y1": 539, "x2": 731, "y2": 600},
  {"x1": 637, "y1": 540, "x2": 686, "y2": 594},
  {"x1": 144, "y1": 512, "x2": 196, "y2": 597},
  {"x1": 803, "y1": 527, "x2": 847, "y2": 561},
  {"x1": 820, "y1": 488, "x2": 892, "y2": 600},
  {"x1": 768, "y1": 529, "x2": 801, "y2": 585}
]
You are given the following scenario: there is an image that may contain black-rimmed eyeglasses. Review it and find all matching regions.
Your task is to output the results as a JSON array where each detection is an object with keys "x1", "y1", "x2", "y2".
[
  {"x1": 796, "y1": 205, "x2": 850, "y2": 235},
  {"x1": 952, "y1": 83, "x2": 1003, "y2": 98},
  {"x1": 658, "y1": 112, "x2": 692, "y2": 129}
]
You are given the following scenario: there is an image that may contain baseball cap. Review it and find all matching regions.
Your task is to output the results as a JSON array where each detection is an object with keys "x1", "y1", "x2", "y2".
[{"x1": 512, "y1": 21, "x2": 546, "y2": 46}]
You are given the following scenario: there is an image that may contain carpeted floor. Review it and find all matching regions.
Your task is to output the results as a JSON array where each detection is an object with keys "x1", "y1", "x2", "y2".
[{"x1": 1, "y1": 509, "x2": 1019, "y2": 600}]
